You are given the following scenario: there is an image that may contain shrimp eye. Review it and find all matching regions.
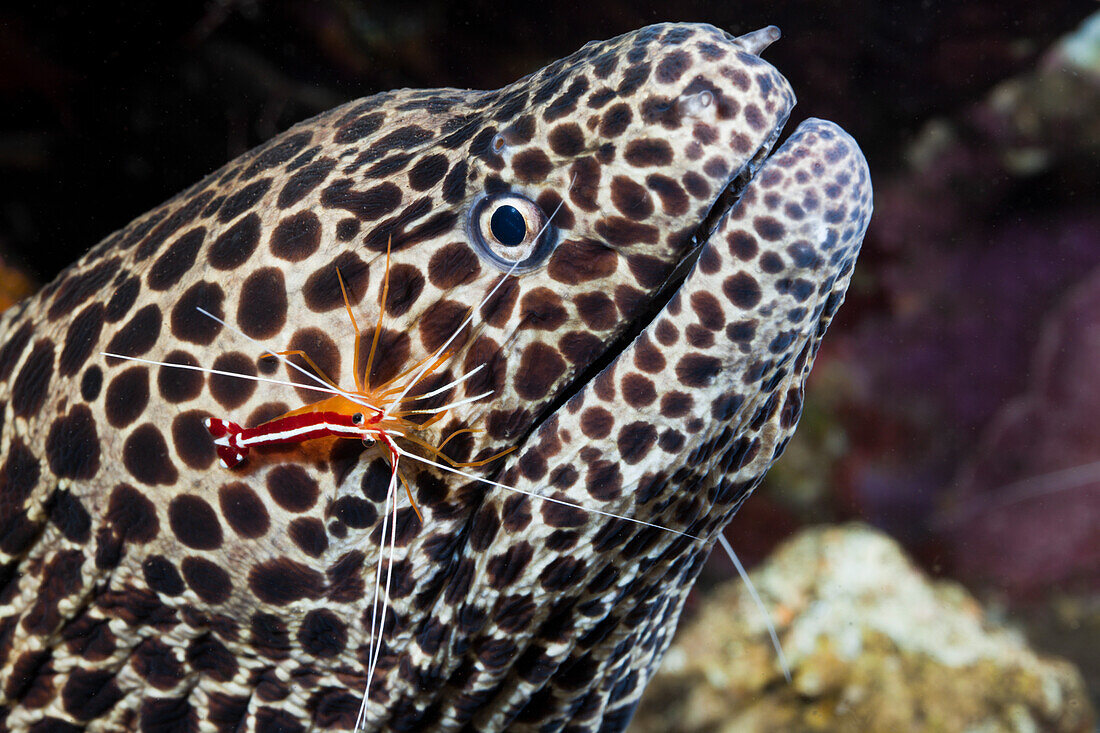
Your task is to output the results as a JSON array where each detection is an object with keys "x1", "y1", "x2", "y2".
[
  {"x1": 468, "y1": 192, "x2": 558, "y2": 273},
  {"x1": 352, "y1": 413, "x2": 364, "y2": 425},
  {"x1": 362, "y1": 436, "x2": 376, "y2": 447}
]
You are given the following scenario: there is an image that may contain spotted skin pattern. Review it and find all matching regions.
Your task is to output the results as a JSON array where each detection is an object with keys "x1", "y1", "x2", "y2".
[{"x1": 0, "y1": 23, "x2": 870, "y2": 732}]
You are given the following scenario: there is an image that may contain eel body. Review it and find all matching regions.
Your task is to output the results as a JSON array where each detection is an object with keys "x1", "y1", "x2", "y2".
[{"x1": 0, "y1": 23, "x2": 871, "y2": 732}]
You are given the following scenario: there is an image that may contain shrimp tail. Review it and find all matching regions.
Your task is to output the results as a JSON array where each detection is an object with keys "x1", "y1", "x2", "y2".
[{"x1": 204, "y1": 418, "x2": 249, "y2": 468}]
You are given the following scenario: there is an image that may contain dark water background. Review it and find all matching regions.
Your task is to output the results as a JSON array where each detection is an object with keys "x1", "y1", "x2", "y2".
[{"x1": 2, "y1": 0, "x2": 1097, "y2": 712}]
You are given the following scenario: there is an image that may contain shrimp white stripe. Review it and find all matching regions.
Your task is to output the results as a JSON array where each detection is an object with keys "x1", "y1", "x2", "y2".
[{"x1": 237, "y1": 422, "x2": 376, "y2": 447}]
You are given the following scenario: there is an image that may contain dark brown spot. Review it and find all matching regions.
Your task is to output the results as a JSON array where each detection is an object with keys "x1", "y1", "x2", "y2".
[
  {"x1": 407, "y1": 154, "x2": 449, "y2": 191},
  {"x1": 236, "y1": 268, "x2": 287, "y2": 339},
  {"x1": 624, "y1": 138, "x2": 673, "y2": 167},
  {"x1": 217, "y1": 178, "x2": 272, "y2": 223},
  {"x1": 726, "y1": 319, "x2": 757, "y2": 342},
  {"x1": 298, "y1": 610, "x2": 347, "y2": 658},
  {"x1": 267, "y1": 465, "x2": 319, "y2": 513},
  {"x1": 360, "y1": 328, "x2": 410, "y2": 388},
  {"x1": 157, "y1": 350, "x2": 202, "y2": 403},
  {"x1": 168, "y1": 495, "x2": 222, "y2": 550},
  {"x1": 690, "y1": 291, "x2": 724, "y2": 331},
  {"x1": 548, "y1": 123, "x2": 585, "y2": 157},
  {"x1": 278, "y1": 157, "x2": 337, "y2": 209},
  {"x1": 107, "y1": 484, "x2": 159, "y2": 543},
  {"x1": 487, "y1": 542, "x2": 534, "y2": 589},
  {"x1": 626, "y1": 254, "x2": 672, "y2": 289},
  {"x1": 428, "y1": 242, "x2": 480, "y2": 289},
  {"x1": 617, "y1": 421, "x2": 658, "y2": 464},
  {"x1": 288, "y1": 518, "x2": 327, "y2": 558},
  {"x1": 320, "y1": 180, "x2": 402, "y2": 221},
  {"x1": 569, "y1": 156, "x2": 600, "y2": 211},
  {"x1": 621, "y1": 373, "x2": 656, "y2": 407},
  {"x1": 335, "y1": 112, "x2": 383, "y2": 143},
  {"x1": 62, "y1": 669, "x2": 122, "y2": 720},
  {"x1": 123, "y1": 424, "x2": 178, "y2": 485},
  {"x1": 728, "y1": 230, "x2": 758, "y2": 260},
  {"x1": 754, "y1": 215, "x2": 785, "y2": 241},
  {"x1": 302, "y1": 252, "x2": 370, "y2": 312},
  {"x1": 11, "y1": 339, "x2": 53, "y2": 418},
  {"x1": 585, "y1": 460, "x2": 622, "y2": 500},
  {"x1": 559, "y1": 330, "x2": 602, "y2": 365},
  {"x1": 548, "y1": 239, "x2": 616, "y2": 284},
  {"x1": 250, "y1": 612, "x2": 291, "y2": 660},
  {"x1": 48, "y1": 491, "x2": 91, "y2": 543},
  {"x1": 250, "y1": 559, "x2": 324, "y2": 605},
  {"x1": 595, "y1": 217, "x2": 658, "y2": 246},
  {"x1": 574, "y1": 291, "x2": 616, "y2": 330},
  {"x1": 182, "y1": 557, "x2": 231, "y2": 604},
  {"x1": 80, "y1": 364, "x2": 102, "y2": 402},
  {"x1": 133, "y1": 637, "x2": 184, "y2": 689},
  {"x1": 610, "y1": 176, "x2": 654, "y2": 221},
  {"x1": 418, "y1": 300, "x2": 469, "y2": 353},
  {"x1": 441, "y1": 160, "x2": 468, "y2": 204},
  {"x1": 219, "y1": 482, "x2": 270, "y2": 539},
  {"x1": 209, "y1": 352, "x2": 256, "y2": 410},
  {"x1": 646, "y1": 173, "x2": 689, "y2": 215},
  {"x1": 384, "y1": 264, "x2": 425, "y2": 318},
  {"x1": 580, "y1": 407, "x2": 613, "y2": 439},
  {"x1": 104, "y1": 366, "x2": 149, "y2": 428},
  {"x1": 336, "y1": 218, "x2": 359, "y2": 241},
  {"x1": 171, "y1": 282, "x2": 223, "y2": 345},
  {"x1": 675, "y1": 354, "x2": 722, "y2": 388},
  {"x1": 514, "y1": 342, "x2": 566, "y2": 400},
  {"x1": 660, "y1": 391, "x2": 693, "y2": 418},
  {"x1": 656, "y1": 49, "x2": 690, "y2": 83},
  {"x1": 45, "y1": 405, "x2": 100, "y2": 480},
  {"x1": 148, "y1": 228, "x2": 205, "y2": 291},
  {"x1": 520, "y1": 288, "x2": 568, "y2": 331},
  {"x1": 186, "y1": 634, "x2": 238, "y2": 683},
  {"x1": 512, "y1": 149, "x2": 552, "y2": 183},
  {"x1": 208, "y1": 213, "x2": 261, "y2": 270},
  {"x1": 270, "y1": 212, "x2": 321, "y2": 262},
  {"x1": 172, "y1": 411, "x2": 215, "y2": 470},
  {"x1": 723, "y1": 272, "x2": 763, "y2": 308}
]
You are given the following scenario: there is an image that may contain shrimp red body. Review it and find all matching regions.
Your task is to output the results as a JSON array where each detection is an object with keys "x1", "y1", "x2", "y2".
[{"x1": 205, "y1": 402, "x2": 383, "y2": 469}]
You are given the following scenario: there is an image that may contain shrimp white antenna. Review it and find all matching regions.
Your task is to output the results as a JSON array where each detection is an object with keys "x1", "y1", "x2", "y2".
[
  {"x1": 388, "y1": 443, "x2": 703, "y2": 541},
  {"x1": 194, "y1": 306, "x2": 378, "y2": 411},
  {"x1": 717, "y1": 533, "x2": 791, "y2": 683},
  {"x1": 98, "y1": 353, "x2": 349, "y2": 398}
]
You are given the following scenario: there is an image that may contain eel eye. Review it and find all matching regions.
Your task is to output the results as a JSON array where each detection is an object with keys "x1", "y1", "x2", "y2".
[
  {"x1": 352, "y1": 413, "x2": 364, "y2": 425},
  {"x1": 468, "y1": 192, "x2": 557, "y2": 273}
]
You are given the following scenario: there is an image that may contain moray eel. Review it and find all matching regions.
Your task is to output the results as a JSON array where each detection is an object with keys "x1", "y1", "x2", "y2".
[{"x1": 0, "y1": 23, "x2": 871, "y2": 732}]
